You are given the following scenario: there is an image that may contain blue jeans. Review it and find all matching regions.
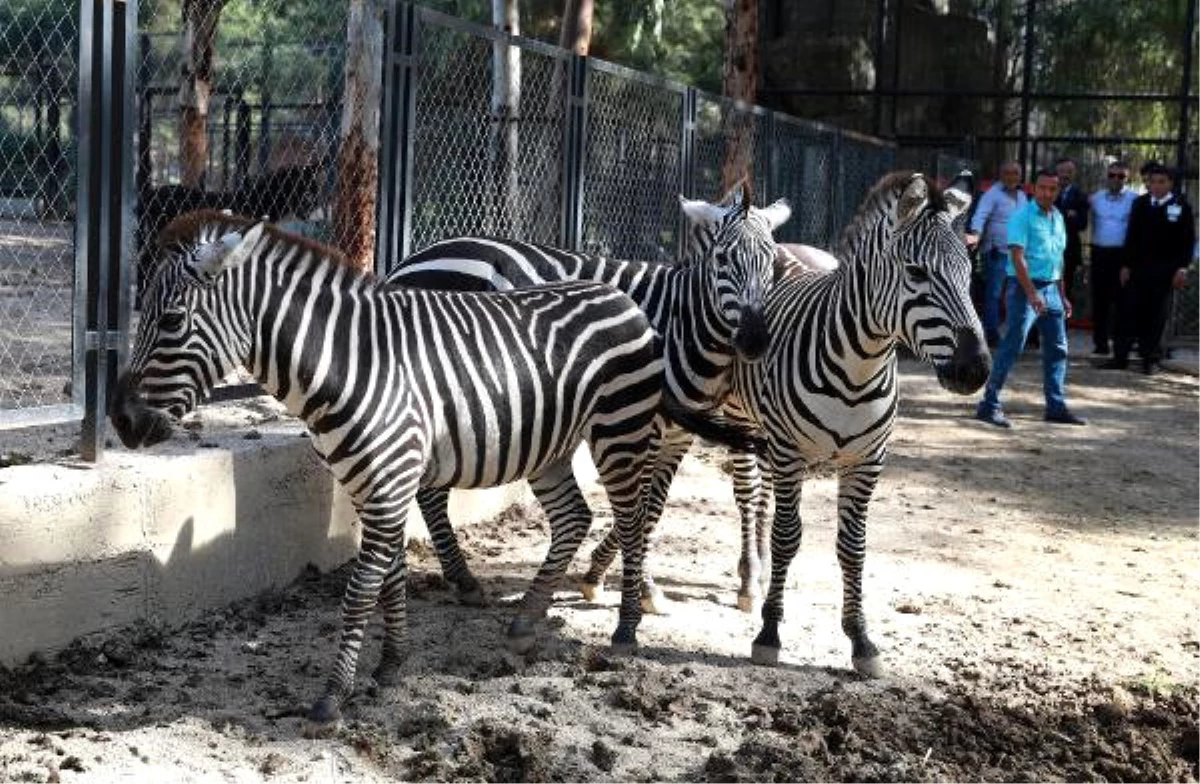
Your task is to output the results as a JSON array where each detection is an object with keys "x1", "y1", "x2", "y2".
[
  {"x1": 977, "y1": 278, "x2": 1070, "y2": 417},
  {"x1": 981, "y1": 249, "x2": 1008, "y2": 342}
]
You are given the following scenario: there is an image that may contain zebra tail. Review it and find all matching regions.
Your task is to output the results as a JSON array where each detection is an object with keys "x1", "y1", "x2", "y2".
[{"x1": 659, "y1": 393, "x2": 767, "y2": 454}]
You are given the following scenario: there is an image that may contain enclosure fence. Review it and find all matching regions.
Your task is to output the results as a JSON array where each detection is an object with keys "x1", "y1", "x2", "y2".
[{"x1": 3, "y1": 1, "x2": 1192, "y2": 463}]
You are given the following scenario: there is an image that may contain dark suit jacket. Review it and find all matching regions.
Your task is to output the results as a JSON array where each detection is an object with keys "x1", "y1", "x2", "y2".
[
  {"x1": 1124, "y1": 192, "x2": 1196, "y2": 274},
  {"x1": 1054, "y1": 184, "x2": 1090, "y2": 262}
]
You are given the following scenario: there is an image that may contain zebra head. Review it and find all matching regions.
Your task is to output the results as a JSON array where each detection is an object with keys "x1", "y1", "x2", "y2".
[
  {"x1": 885, "y1": 172, "x2": 990, "y2": 394},
  {"x1": 680, "y1": 180, "x2": 791, "y2": 362},
  {"x1": 111, "y1": 219, "x2": 264, "y2": 448}
]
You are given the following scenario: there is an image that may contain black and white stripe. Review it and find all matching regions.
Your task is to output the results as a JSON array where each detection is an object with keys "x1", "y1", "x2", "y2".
[
  {"x1": 386, "y1": 182, "x2": 790, "y2": 611},
  {"x1": 110, "y1": 210, "x2": 664, "y2": 728}
]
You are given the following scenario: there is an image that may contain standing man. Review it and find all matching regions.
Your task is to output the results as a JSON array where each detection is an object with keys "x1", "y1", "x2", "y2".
[
  {"x1": 1088, "y1": 160, "x2": 1137, "y2": 355},
  {"x1": 1054, "y1": 157, "x2": 1090, "y2": 304},
  {"x1": 1101, "y1": 164, "x2": 1196, "y2": 375},
  {"x1": 965, "y1": 161, "x2": 1027, "y2": 347},
  {"x1": 975, "y1": 169, "x2": 1087, "y2": 428}
]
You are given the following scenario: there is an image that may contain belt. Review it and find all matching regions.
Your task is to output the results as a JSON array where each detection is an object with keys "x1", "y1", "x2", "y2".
[{"x1": 1029, "y1": 279, "x2": 1057, "y2": 288}]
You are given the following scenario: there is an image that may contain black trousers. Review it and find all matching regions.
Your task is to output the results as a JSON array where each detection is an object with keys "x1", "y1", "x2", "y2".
[
  {"x1": 1089, "y1": 246, "x2": 1125, "y2": 351},
  {"x1": 1113, "y1": 265, "x2": 1176, "y2": 365}
]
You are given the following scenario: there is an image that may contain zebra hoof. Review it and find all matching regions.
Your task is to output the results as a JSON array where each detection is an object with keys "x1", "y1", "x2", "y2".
[
  {"x1": 505, "y1": 618, "x2": 537, "y2": 655},
  {"x1": 371, "y1": 658, "x2": 404, "y2": 688},
  {"x1": 458, "y1": 587, "x2": 488, "y2": 607},
  {"x1": 852, "y1": 654, "x2": 883, "y2": 679},
  {"x1": 303, "y1": 696, "x2": 342, "y2": 737},
  {"x1": 640, "y1": 587, "x2": 669, "y2": 616},
  {"x1": 578, "y1": 580, "x2": 603, "y2": 602},
  {"x1": 736, "y1": 593, "x2": 762, "y2": 614},
  {"x1": 610, "y1": 627, "x2": 638, "y2": 655},
  {"x1": 750, "y1": 642, "x2": 781, "y2": 666}
]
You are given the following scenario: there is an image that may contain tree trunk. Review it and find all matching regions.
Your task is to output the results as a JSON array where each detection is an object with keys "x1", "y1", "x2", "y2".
[
  {"x1": 720, "y1": 0, "x2": 758, "y2": 192},
  {"x1": 332, "y1": 0, "x2": 384, "y2": 272},
  {"x1": 559, "y1": 0, "x2": 594, "y2": 55},
  {"x1": 179, "y1": 0, "x2": 226, "y2": 189}
]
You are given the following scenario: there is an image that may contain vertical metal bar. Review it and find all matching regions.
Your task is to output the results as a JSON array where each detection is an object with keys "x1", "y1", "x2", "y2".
[
  {"x1": 677, "y1": 85, "x2": 697, "y2": 260},
  {"x1": 72, "y1": 0, "x2": 98, "y2": 430},
  {"x1": 375, "y1": 0, "x2": 419, "y2": 272},
  {"x1": 872, "y1": 0, "x2": 886, "y2": 136},
  {"x1": 830, "y1": 129, "x2": 844, "y2": 245},
  {"x1": 764, "y1": 110, "x2": 777, "y2": 203},
  {"x1": 559, "y1": 52, "x2": 587, "y2": 251},
  {"x1": 1177, "y1": 0, "x2": 1196, "y2": 168},
  {"x1": 1017, "y1": 0, "x2": 1036, "y2": 175}
]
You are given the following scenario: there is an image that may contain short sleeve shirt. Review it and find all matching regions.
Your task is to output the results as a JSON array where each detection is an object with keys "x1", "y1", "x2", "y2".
[{"x1": 1006, "y1": 201, "x2": 1066, "y2": 281}]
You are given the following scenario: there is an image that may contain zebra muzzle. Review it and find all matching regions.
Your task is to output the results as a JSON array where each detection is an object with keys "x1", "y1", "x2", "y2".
[
  {"x1": 110, "y1": 372, "x2": 176, "y2": 448},
  {"x1": 936, "y1": 327, "x2": 991, "y2": 394},
  {"x1": 733, "y1": 306, "x2": 770, "y2": 362}
]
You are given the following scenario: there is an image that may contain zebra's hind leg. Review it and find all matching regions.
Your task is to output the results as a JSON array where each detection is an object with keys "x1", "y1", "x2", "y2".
[
  {"x1": 416, "y1": 488, "x2": 486, "y2": 606},
  {"x1": 505, "y1": 459, "x2": 592, "y2": 654},
  {"x1": 371, "y1": 551, "x2": 408, "y2": 688},
  {"x1": 836, "y1": 465, "x2": 883, "y2": 678},
  {"x1": 751, "y1": 457, "x2": 803, "y2": 666},
  {"x1": 579, "y1": 423, "x2": 691, "y2": 615}
]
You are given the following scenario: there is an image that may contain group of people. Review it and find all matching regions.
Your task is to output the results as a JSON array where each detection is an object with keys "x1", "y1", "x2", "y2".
[{"x1": 965, "y1": 157, "x2": 1196, "y2": 429}]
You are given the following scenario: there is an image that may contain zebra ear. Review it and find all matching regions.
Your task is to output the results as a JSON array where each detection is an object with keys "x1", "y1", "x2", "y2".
[
  {"x1": 944, "y1": 170, "x2": 974, "y2": 220},
  {"x1": 191, "y1": 221, "x2": 264, "y2": 279},
  {"x1": 759, "y1": 198, "x2": 792, "y2": 231},
  {"x1": 896, "y1": 174, "x2": 931, "y2": 227},
  {"x1": 679, "y1": 195, "x2": 729, "y2": 225}
]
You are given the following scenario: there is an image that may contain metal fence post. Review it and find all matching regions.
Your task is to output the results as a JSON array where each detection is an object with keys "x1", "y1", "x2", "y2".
[
  {"x1": 830, "y1": 128, "x2": 844, "y2": 244},
  {"x1": 375, "y1": 0, "x2": 419, "y2": 274},
  {"x1": 559, "y1": 53, "x2": 587, "y2": 252},
  {"x1": 75, "y1": 0, "x2": 137, "y2": 462},
  {"x1": 677, "y1": 86, "x2": 697, "y2": 260}
]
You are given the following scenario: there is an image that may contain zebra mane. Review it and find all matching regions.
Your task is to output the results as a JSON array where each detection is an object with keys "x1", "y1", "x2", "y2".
[
  {"x1": 152, "y1": 209, "x2": 362, "y2": 276},
  {"x1": 834, "y1": 170, "x2": 947, "y2": 257}
]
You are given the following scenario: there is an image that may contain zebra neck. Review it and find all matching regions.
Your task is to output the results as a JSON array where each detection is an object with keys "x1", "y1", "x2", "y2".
[{"x1": 660, "y1": 266, "x2": 734, "y2": 411}]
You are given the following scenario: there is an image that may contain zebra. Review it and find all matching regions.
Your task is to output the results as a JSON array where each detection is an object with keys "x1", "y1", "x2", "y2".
[
  {"x1": 109, "y1": 210, "x2": 673, "y2": 729},
  {"x1": 385, "y1": 181, "x2": 791, "y2": 612},
  {"x1": 666, "y1": 170, "x2": 992, "y2": 676}
]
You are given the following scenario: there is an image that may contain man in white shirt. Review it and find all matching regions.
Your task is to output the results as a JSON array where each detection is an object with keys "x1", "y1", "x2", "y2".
[
  {"x1": 1088, "y1": 160, "x2": 1137, "y2": 355},
  {"x1": 965, "y1": 161, "x2": 1027, "y2": 346}
]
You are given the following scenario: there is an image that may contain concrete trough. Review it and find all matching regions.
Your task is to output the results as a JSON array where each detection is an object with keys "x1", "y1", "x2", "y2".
[{"x1": 0, "y1": 417, "x2": 538, "y2": 666}]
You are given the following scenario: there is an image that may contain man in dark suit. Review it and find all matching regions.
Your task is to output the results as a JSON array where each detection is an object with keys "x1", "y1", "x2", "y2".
[
  {"x1": 1054, "y1": 157, "x2": 1090, "y2": 304},
  {"x1": 1101, "y1": 164, "x2": 1196, "y2": 375}
]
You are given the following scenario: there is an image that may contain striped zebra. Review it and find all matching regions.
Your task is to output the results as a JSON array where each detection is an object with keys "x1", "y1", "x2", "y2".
[
  {"x1": 386, "y1": 182, "x2": 791, "y2": 612},
  {"x1": 669, "y1": 171, "x2": 991, "y2": 676},
  {"x1": 110, "y1": 210, "x2": 669, "y2": 728}
]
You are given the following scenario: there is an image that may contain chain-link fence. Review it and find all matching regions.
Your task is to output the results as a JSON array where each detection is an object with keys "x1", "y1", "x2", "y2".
[{"x1": 1, "y1": 0, "x2": 905, "y2": 458}]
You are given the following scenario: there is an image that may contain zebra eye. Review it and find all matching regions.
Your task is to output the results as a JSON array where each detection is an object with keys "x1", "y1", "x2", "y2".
[
  {"x1": 158, "y1": 310, "x2": 187, "y2": 332},
  {"x1": 905, "y1": 264, "x2": 930, "y2": 283}
]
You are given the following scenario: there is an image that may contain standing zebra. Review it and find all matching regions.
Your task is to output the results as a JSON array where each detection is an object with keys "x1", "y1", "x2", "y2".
[
  {"x1": 668, "y1": 171, "x2": 991, "y2": 676},
  {"x1": 110, "y1": 210, "x2": 669, "y2": 729},
  {"x1": 386, "y1": 182, "x2": 791, "y2": 612}
]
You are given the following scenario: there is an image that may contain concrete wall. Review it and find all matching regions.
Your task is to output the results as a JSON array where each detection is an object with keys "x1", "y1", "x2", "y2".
[{"x1": 0, "y1": 419, "x2": 536, "y2": 666}]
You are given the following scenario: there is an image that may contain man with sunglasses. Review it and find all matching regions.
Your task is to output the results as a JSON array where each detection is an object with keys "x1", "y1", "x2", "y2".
[{"x1": 1088, "y1": 160, "x2": 1137, "y2": 355}]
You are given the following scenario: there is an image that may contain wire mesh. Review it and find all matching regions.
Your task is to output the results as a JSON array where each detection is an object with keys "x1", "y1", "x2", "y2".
[
  {"x1": 0, "y1": 3, "x2": 78, "y2": 413},
  {"x1": 408, "y1": 21, "x2": 566, "y2": 255},
  {"x1": 692, "y1": 92, "x2": 771, "y2": 208},
  {"x1": 580, "y1": 62, "x2": 685, "y2": 261}
]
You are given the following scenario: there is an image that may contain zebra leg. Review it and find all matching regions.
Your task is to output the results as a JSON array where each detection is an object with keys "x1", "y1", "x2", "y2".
[
  {"x1": 370, "y1": 549, "x2": 408, "y2": 687},
  {"x1": 732, "y1": 449, "x2": 767, "y2": 613},
  {"x1": 415, "y1": 487, "x2": 486, "y2": 606},
  {"x1": 579, "y1": 423, "x2": 691, "y2": 615},
  {"x1": 308, "y1": 503, "x2": 410, "y2": 730},
  {"x1": 751, "y1": 458, "x2": 803, "y2": 666},
  {"x1": 505, "y1": 458, "x2": 591, "y2": 654},
  {"x1": 756, "y1": 454, "x2": 774, "y2": 596},
  {"x1": 836, "y1": 465, "x2": 883, "y2": 677}
]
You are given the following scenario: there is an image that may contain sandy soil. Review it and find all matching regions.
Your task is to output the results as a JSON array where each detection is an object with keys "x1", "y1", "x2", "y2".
[{"x1": 1, "y1": 352, "x2": 1197, "y2": 782}]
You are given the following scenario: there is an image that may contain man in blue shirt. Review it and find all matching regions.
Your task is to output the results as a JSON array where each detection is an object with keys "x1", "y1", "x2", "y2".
[
  {"x1": 965, "y1": 161, "x2": 1027, "y2": 347},
  {"x1": 976, "y1": 169, "x2": 1087, "y2": 428},
  {"x1": 1088, "y1": 160, "x2": 1137, "y2": 355}
]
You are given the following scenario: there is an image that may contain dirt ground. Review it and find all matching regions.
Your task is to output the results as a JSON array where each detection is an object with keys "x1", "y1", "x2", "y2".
[{"x1": 0, "y1": 351, "x2": 1197, "y2": 783}]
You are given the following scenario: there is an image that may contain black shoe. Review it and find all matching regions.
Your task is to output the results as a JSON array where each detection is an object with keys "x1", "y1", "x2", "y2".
[
  {"x1": 1097, "y1": 359, "x2": 1128, "y2": 370},
  {"x1": 1045, "y1": 409, "x2": 1087, "y2": 426},
  {"x1": 1142, "y1": 362, "x2": 1158, "y2": 376},
  {"x1": 975, "y1": 408, "x2": 1012, "y2": 429}
]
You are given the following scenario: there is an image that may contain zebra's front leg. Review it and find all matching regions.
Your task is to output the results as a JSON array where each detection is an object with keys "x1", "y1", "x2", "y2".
[
  {"x1": 307, "y1": 501, "x2": 411, "y2": 731},
  {"x1": 751, "y1": 456, "x2": 803, "y2": 666},
  {"x1": 506, "y1": 459, "x2": 591, "y2": 653},
  {"x1": 731, "y1": 449, "x2": 773, "y2": 613},
  {"x1": 836, "y1": 464, "x2": 883, "y2": 677},
  {"x1": 370, "y1": 550, "x2": 408, "y2": 688},
  {"x1": 580, "y1": 424, "x2": 691, "y2": 615},
  {"x1": 416, "y1": 487, "x2": 486, "y2": 606}
]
